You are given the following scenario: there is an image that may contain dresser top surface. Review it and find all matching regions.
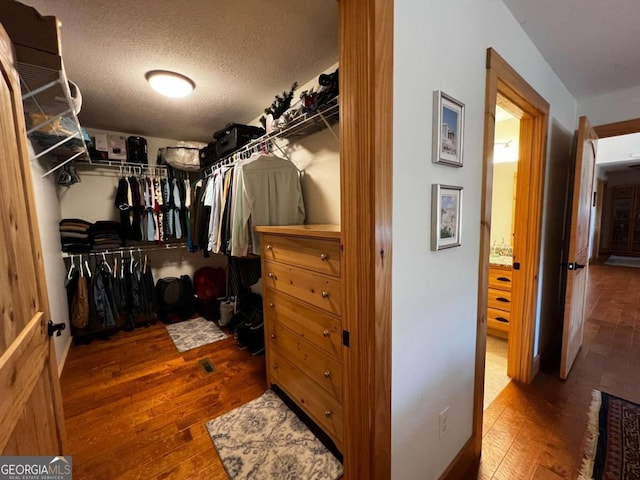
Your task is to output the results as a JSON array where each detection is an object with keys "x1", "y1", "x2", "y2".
[{"x1": 254, "y1": 224, "x2": 341, "y2": 239}]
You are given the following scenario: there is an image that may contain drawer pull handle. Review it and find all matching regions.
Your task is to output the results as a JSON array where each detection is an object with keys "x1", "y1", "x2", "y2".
[
  {"x1": 320, "y1": 253, "x2": 328, "y2": 261},
  {"x1": 269, "y1": 302, "x2": 274, "y2": 308},
  {"x1": 325, "y1": 410, "x2": 332, "y2": 417},
  {"x1": 272, "y1": 363, "x2": 278, "y2": 369},
  {"x1": 322, "y1": 329, "x2": 330, "y2": 337},
  {"x1": 271, "y1": 334, "x2": 276, "y2": 339},
  {"x1": 268, "y1": 273, "x2": 274, "y2": 278},
  {"x1": 266, "y1": 244, "x2": 273, "y2": 250},
  {"x1": 497, "y1": 276, "x2": 511, "y2": 282},
  {"x1": 496, "y1": 297, "x2": 510, "y2": 303},
  {"x1": 323, "y1": 370, "x2": 331, "y2": 378},
  {"x1": 495, "y1": 317, "x2": 509, "y2": 323},
  {"x1": 322, "y1": 291, "x2": 329, "y2": 298}
]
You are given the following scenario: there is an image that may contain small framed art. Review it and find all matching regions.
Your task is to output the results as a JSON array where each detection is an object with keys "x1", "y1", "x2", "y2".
[
  {"x1": 432, "y1": 90, "x2": 465, "y2": 167},
  {"x1": 431, "y1": 184, "x2": 463, "y2": 250}
]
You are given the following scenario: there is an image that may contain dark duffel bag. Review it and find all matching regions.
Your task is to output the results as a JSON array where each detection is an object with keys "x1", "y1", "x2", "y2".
[{"x1": 213, "y1": 123, "x2": 265, "y2": 159}]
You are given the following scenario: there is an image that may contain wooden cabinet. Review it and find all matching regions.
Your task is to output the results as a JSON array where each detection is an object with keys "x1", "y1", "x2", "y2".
[
  {"x1": 609, "y1": 185, "x2": 640, "y2": 256},
  {"x1": 487, "y1": 265, "x2": 512, "y2": 339},
  {"x1": 255, "y1": 224, "x2": 343, "y2": 451}
]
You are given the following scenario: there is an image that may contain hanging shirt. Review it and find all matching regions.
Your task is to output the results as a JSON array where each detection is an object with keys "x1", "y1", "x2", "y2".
[{"x1": 231, "y1": 154, "x2": 305, "y2": 256}]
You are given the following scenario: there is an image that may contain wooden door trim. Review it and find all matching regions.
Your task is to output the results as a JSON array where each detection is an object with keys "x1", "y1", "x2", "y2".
[
  {"x1": 594, "y1": 117, "x2": 640, "y2": 138},
  {"x1": 448, "y1": 48, "x2": 550, "y2": 474},
  {"x1": 339, "y1": 0, "x2": 393, "y2": 478}
]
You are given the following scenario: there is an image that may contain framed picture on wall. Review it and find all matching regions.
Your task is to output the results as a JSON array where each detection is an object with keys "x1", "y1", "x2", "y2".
[
  {"x1": 431, "y1": 184, "x2": 463, "y2": 250},
  {"x1": 432, "y1": 90, "x2": 465, "y2": 167}
]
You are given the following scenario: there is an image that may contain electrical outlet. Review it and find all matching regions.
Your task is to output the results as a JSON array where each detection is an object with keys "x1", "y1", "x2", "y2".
[{"x1": 439, "y1": 406, "x2": 449, "y2": 439}]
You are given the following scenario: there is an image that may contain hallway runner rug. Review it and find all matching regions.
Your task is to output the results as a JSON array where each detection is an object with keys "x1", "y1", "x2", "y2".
[
  {"x1": 165, "y1": 316, "x2": 227, "y2": 352},
  {"x1": 580, "y1": 390, "x2": 640, "y2": 480},
  {"x1": 205, "y1": 390, "x2": 343, "y2": 480},
  {"x1": 604, "y1": 255, "x2": 640, "y2": 268}
]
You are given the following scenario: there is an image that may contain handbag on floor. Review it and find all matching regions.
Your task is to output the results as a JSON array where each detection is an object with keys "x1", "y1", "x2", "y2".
[{"x1": 155, "y1": 275, "x2": 195, "y2": 323}]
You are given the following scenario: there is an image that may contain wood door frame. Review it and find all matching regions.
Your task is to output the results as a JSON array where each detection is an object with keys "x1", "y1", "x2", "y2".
[
  {"x1": 459, "y1": 48, "x2": 549, "y2": 473},
  {"x1": 339, "y1": 0, "x2": 393, "y2": 478}
]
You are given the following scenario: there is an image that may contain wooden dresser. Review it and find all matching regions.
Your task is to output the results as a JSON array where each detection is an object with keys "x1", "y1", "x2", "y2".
[
  {"x1": 254, "y1": 224, "x2": 343, "y2": 451},
  {"x1": 487, "y1": 265, "x2": 512, "y2": 339}
]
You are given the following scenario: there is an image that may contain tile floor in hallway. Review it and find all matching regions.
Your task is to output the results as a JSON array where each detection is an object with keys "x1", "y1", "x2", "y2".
[{"x1": 478, "y1": 263, "x2": 640, "y2": 479}]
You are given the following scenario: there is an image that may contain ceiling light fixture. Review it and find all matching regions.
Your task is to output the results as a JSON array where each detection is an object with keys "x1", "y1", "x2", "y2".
[{"x1": 145, "y1": 70, "x2": 195, "y2": 98}]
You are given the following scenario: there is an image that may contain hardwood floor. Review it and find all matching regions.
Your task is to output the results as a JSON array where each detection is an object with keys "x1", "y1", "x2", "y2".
[
  {"x1": 479, "y1": 263, "x2": 640, "y2": 479},
  {"x1": 60, "y1": 321, "x2": 266, "y2": 480}
]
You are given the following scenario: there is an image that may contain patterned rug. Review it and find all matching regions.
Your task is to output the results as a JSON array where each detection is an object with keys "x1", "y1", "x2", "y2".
[
  {"x1": 206, "y1": 390, "x2": 343, "y2": 479},
  {"x1": 165, "y1": 316, "x2": 227, "y2": 353},
  {"x1": 580, "y1": 390, "x2": 640, "y2": 480}
]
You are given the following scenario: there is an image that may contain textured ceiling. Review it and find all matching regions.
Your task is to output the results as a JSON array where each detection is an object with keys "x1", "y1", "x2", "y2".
[
  {"x1": 22, "y1": 0, "x2": 339, "y2": 142},
  {"x1": 502, "y1": 0, "x2": 640, "y2": 99}
]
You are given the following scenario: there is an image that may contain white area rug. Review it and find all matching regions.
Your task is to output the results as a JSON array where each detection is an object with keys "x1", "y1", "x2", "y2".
[
  {"x1": 206, "y1": 390, "x2": 343, "y2": 480},
  {"x1": 484, "y1": 335, "x2": 511, "y2": 409},
  {"x1": 604, "y1": 255, "x2": 640, "y2": 268},
  {"x1": 165, "y1": 316, "x2": 227, "y2": 353}
]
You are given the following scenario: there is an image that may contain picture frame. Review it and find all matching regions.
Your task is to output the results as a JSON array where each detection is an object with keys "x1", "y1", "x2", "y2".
[
  {"x1": 431, "y1": 184, "x2": 463, "y2": 250},
  {"x1": 432, "y1": 90, "x2": 465, "y2": 167}
]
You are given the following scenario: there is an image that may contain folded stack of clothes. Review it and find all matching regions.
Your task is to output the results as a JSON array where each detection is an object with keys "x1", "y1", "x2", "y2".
[
  {"x1": 90, "y1": 221, "x2": 122, "y2": 251},
  {"x1": 59, "y1": 219, "x2": 92, "y2": 253}
]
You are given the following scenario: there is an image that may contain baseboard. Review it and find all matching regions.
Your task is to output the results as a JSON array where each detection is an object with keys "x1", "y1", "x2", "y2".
[
  {"x1": 438, "y1": 437, "x2": 479, "y2": 480},
  {"x1": 57, "y1": 335, "x2": 73, "y2": 378},
  {"x1": 532, "y1": 353, "x2": 541, "y2": 379}
]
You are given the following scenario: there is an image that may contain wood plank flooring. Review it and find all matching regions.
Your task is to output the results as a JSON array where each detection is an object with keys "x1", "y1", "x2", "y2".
[
  {"x1": 479, "y1": 263, "x2": 640, "y2": 479},
  {"x1": 60, "y1": 321, "x2": 266, "y2": 480}
]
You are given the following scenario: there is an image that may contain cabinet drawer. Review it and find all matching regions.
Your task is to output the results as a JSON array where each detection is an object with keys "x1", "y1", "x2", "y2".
[
  {"x1": 489, "y1": 268, "x2": 512, "y2": 291},
  {"x1": 270, "y1": 349, "x2": 343, "y2": 446},
  {"x1": 267, "y1": 319, "x2": 342, "y2": 400},
  {"x1": 487, "y1": 307, "x2": 510, "y2": 330},
  {"x1": 262, "y1": 234, "x2": 341, "y2": 277},
  {"x1": 265, "y1": 289, "x2": 341, "y2": 360},
  {"x1": 488, "y1": 288, "x2": 511, "y2": 312},
  {"x1": 263, "y1": 261, "x2": 341, "y2": 316}
]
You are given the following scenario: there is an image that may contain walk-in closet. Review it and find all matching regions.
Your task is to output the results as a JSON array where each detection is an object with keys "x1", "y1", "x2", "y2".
[{"x1": 0, "y1": 0, "x2": 346, "y2": 477}]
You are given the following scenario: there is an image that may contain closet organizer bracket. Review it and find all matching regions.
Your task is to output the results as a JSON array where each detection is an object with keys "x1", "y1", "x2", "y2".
[{"x1": 18, "y1": 60, "x2": 90, "y2": 178}]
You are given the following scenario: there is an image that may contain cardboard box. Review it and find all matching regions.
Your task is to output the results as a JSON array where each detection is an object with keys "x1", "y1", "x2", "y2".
[{"x1": 0, "y1": 1, "x2": 61, "y2": 56}]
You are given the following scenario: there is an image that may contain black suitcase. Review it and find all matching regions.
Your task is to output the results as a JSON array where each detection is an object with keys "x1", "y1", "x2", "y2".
[
  {"x1": 199, "y1": 141, "x2": 220, "y2": 168},
  {"x1": 213, "y1": 124, "x2": 265, "y2": 159},
  {"x1": 127, "y1": 136, "x2": 148, "y2": 164}
]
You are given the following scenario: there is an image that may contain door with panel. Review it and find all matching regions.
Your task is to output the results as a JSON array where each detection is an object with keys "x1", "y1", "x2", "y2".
[
  {"x1": 0, "y1": 24, "x2": 67, "y2": 455},
  {"x1": 560, "y1": 116, "x2": 598, "y2": 379}
]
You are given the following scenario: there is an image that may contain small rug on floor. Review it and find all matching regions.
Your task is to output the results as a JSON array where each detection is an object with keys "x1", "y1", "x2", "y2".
[
  {"x1": 165, "y1": 316, "x2": 227, "y2": 353},
  {"x1": 580, "y1": 390, "x2": 640, "y2": 480},
  {"x1": 604, "y1": 255, "x2": 640, "y2": 268},
  {"x1": 205, "y1": 390, "x2": 343, "y2": 480}
]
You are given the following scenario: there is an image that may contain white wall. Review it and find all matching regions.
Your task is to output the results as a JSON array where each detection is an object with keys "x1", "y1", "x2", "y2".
[
  {"x1": 578, "y1": 85, "x2": 640, "y2": 126},
  {"x1": 29, "y1": 144, "x2": 72, "y2": 374},
  {"x1": 490, "y1": 162, "x2": 517, "y2": 248},
  {"x1": 392, "y1": 0, "x2": 578, "y2": 478}
]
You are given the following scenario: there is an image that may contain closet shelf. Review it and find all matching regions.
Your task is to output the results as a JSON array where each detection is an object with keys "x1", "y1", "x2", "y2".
[
  {"x1": 73, "y1": 159, "x2": 171, "y2": 176},
  {"x1": 18, "y1": 60, "x2": 90, "y2": 178},
  {"x1": 61, "y1": 242, "x2": 188, "y2": 259},
  {"x1": 214, "y1": 99, "x2": 340, "y2": 166}
]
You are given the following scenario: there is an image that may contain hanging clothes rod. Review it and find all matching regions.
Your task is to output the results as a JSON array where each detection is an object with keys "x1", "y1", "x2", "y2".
[{"x1": 61, "y1": 242, "x2": 188, "y2": 259}]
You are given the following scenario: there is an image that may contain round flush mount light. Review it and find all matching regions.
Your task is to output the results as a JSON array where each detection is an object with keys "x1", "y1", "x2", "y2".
[{"x1": 145, "y1": 70, "x2": 195, "y2": 98}]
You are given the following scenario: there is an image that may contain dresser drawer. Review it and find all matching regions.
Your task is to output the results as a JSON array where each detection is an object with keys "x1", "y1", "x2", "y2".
[
  {"x1": 489, "y1": 268, "x2": 512, "y2": 291},
  {"x1": 488, "y1": 288, "x2": 511, "y2": 312},
  {"x1": 263, "y1": 261, "x2": 341, "y2": 316},
  {"x1": 262, "y1": 234, "x2": 341, "y2": 277},
  {"x1": 270, "y1": 349, "x2": 343, "y2": 446},
  {"x1": 267, "y1": 319, "x2": 342, "y2": 400},
  {"x1": 265, "y1": 289, "x2": 341, "y2": 360},
  {"x1": 487, "y1": 307, "x2": 510, "y2": 330}
]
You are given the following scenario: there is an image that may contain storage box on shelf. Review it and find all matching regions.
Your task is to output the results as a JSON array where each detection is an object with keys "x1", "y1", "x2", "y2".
[{"x1": 255, "y1": 224, "x2": 343, "y2": 451}]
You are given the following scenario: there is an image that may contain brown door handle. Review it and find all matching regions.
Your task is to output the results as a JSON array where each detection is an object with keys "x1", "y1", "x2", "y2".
[
  {"x1": 322, "y1": 329, "x2": 330, "y2": 337},
  {"x1": 269, "y1": 302, "x2": 274, "y2": 308},
  {"x1": 321, "y1": 291, "x2": 329, "y2": 298},
  {"x1": 266, "y1": 244, "x2": 273, "y2": 250},
  {"x1": 320, "y1": 253, "x2": 328, "y2": 261},
  {"x1": 323, "y1": 370, "x2": 331, "y2": 378},
  {"x1": 325, "y1": 410, "x2": 332, "y2": 417}
]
